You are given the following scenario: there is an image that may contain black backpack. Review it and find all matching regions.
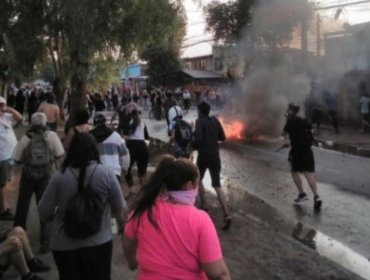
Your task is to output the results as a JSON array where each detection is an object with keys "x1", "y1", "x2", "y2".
[
  {"x1": 174, "y1": 119, "x2": 193, "y2": 148},
  {"x1": 63, "y1": 165, "x2": 105, "y2": 239},
  {"x1": 22, "y1": 130, "x2": 51, "y2": 180}
]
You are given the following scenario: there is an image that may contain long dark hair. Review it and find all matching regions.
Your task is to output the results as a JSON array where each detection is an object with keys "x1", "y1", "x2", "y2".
[
  {"x1": 129, "y1": 110, "x2": 141, "y2": 135},
  {"x1": 130, "y1": 154, "x2": 199, "y2": 227},
  {"x1": 62, "y1": 133, "x2": 100, "y2": 189}
]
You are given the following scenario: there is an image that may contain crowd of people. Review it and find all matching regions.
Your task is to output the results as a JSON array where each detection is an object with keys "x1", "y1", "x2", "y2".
[
  {"x1": 0, "y1": 85, "x2": 232, "y2": 280},
  {"x1": 0, "y1": 77, "x2": 347, "y2": 279}
]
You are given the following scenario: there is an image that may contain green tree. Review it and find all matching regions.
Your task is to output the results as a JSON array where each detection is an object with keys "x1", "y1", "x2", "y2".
[
  {"x1": 141, "y1": 46, "x2": 183, "y2": 87},
  {"x1": 1, "y1": 0, "x2": 186, "y2": 113},
  {"x1": 205, "y1": 0, "x2": 313, "y2": 48}
]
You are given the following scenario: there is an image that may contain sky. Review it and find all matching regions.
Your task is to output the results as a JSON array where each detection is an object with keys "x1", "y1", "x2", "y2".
[
  {"x1": 317, "y1": 0, "x2": 370, "y2": 24},
  {"x1": 182, "y1": 0, "x2": 370, "y2": 57}
]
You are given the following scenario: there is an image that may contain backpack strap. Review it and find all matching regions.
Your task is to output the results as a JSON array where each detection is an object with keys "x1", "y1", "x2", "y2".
[
  {"x1": 69, "y1": 164, "x2": 99, "y2": 191},
  {"x1": 87, "y1": 164, "x2": 98, "y2": 188}
]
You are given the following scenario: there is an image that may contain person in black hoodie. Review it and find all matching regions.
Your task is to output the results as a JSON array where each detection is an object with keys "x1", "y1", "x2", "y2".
[{"x1": 90, "y1": 113, "x2": 130, "y2": 183}]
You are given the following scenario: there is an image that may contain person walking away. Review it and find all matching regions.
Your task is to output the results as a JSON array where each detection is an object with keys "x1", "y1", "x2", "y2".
[
  {"x1": 111, "y1": 93, "x2": 119, "y2": 110},
  {"x1": 12, "y1": 112, "x2": 64, "y2": 253},
  {"x1": 63, "y1": 109, "x2": 92, "y2": 151},
  {"x1": 182, "y1": 89, "x2": 191, "y2": 111},
  {"x1": 142, "y1": 89, "x2": 149, "y2": 110},
  {"x1": 123, "y1": 155, "x2": 231, "y2": 280},
  {"x1": 324, "y1": 90, "x2": 339, "y2": 134},
  {"x1": 0, "y1": 226, "x2": 50, "y2": 280},
  {"x1": 163, "y1": 92, "x2": 177, "y2": 130},
  {"x1": 168, "y1": 105, "x2": 193, "y2": 159},
  {"x1": 37, "y1": 93, "x2": 60, "y2": 132},
  {"x1": 0, "y1": 97, "x2": 22, "y2": 220},
  {"x1": 125, "y1": 104, "x2": 149, "y2": 189},
  {"x1": 110, "y1": 96, "x2": 131, "y2": 136},
  {"x1": 359, "y1": 92, "x2": 370, "y2": 132},
  {"x1": 154, "y1": 93, "x2": 164, "y2": 121},
  {"x1": 282, "y1": 103, "x2": 322, "y2": 210},
  {"x1": 93, "y1": 93, "x2": 106, "y2": 112},
  {"x1": 193, "y1": 101, "x2": 231, "y2": 230},
  {"x1": 27, "y1": 91, "x2": 39, "y2": 125},
  {"x1": 90, "y1": 113, "x2": 130, "y2": 183},
  {"x1": 15, "y1": 89, "x2": 26, "y2": 122},
  {"x1": 38, "y1": 133, "x2": 126, "y2": 280}
]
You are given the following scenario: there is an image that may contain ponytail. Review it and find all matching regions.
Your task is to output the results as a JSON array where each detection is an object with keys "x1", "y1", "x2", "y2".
[{"x1": 130, "y1": 155, "x2": 199, "y2": 228}]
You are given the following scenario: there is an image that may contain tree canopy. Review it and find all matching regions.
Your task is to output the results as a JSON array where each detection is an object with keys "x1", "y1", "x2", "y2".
[
  {"x1": 0, "y1": 0, "x2": 186, "y2": 112},
  {"x1": 205, "y1": 0, "x2": 313, "y2": 48},
  {"x1": 141, "y1": 45, "x2": 183, "y2": 87}
]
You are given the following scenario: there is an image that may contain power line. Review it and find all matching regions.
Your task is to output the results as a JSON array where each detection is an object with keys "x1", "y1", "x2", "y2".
[
  {"x1": 181, "y1": 38, "x2": 214, "y2": 49},
  {"x1": 316, "y1": 0, "x2": 370, "y2": 10}
]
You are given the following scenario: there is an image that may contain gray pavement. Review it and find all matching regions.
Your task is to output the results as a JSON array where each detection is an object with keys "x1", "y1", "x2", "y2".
[{"x1": 0, "y1": 110, "x2": 368, "y2": 279}]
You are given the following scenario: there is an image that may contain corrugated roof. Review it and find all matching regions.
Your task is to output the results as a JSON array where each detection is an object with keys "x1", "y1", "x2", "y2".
[{"x1": 182, "y1": 69, "x2": 222, "y2": 79}]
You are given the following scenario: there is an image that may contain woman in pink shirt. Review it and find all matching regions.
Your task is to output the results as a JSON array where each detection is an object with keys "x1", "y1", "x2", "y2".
[{"x1": 123, "y1": 155, "x2": 230, "y2": 280}]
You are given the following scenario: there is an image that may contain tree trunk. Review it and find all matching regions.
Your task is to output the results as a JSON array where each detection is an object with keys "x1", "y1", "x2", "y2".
[
  {"x1": 53, "y1": 76, "x2": 66, "y2": 120},
  {"x1": 69, "y1": 55, "x2": 89, "y2": 115},
  {"x1": 0, "y1": 79, "x2": 6, "y2": 97}
]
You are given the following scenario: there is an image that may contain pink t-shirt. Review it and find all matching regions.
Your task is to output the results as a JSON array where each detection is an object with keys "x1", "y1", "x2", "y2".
[{"x1": 125, "y1": 200, "x2": 223, "y2": 280}]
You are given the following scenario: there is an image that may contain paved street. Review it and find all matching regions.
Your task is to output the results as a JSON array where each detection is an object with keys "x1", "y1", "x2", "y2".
[{"x1": 0, "y1": 109, "x2": 369, "y2": 279}]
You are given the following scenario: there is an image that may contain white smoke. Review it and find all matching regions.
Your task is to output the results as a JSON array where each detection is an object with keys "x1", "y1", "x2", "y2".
[{"x1": 223, "y1": 0, "x2": 314, "y2": 137}]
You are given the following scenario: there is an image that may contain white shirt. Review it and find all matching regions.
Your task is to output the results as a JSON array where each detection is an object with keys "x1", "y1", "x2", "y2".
[
  {"x1": 0, "y1": 113, "x2": 18, "y2": 161},
  {"x1": 128, "y1": 121, "x2": 147, "y2": 140}
]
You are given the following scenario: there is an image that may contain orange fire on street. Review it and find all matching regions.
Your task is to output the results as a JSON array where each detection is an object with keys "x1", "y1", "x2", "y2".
[{"x1": 219, "y1": 117, "x2": 245, "y2": 140}]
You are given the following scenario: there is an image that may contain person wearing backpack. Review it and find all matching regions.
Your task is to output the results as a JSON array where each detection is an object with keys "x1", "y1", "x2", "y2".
[
  {"x1": 168, "y1": 105, "x2": 193, "y2": 159},
  {"x1": 12, "y1": 112, "x2": 64, "y2": 253},
  {"x1": 282, "y1": 103, "x2": 322, "y2": 210},
  {"x1": 38, "y1": 133, "x2": 126, "y2": 280}
]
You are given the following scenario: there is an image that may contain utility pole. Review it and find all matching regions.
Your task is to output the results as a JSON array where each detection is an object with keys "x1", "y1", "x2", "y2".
[
  {"x1": 301, "y1": 18, "x2": 308, "y2": 63},
  {"x1": 316, "y1": 14, "x2": 321, "y2": 57}
]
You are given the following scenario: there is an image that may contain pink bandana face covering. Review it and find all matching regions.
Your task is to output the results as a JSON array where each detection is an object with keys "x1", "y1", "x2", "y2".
[{"x1": 164, "y1": 187, "x2": 198, "y2": 205}]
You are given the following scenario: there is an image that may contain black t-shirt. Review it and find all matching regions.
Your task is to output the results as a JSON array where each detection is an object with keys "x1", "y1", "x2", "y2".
[
  {"x1": 284, "y1": 116, "x2": 313, "y2": 151},
  {"x1": 194, "y1": 115, "x2": 226, "y2": 157}
]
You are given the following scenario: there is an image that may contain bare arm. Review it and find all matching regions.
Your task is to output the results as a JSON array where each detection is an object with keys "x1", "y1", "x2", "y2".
[
  {"x1": 4, "y1": 107, "x2": 22, "y2": 122},
  {"x1": 122, "y1": 235, "x2": 138, "y2": 270},
  {"x1": 202, "y1": 259, "x2": 231, "y2": 280}
]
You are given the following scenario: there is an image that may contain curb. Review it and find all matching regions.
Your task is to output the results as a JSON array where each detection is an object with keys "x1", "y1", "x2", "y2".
[{"x1": 315, "y1": 138, "x2": 370, "y2": 158}]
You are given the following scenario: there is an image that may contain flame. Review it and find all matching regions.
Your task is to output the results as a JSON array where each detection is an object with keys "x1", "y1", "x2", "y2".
[{"x1": 219, "y1": 117, "x2": 245, "y2": 140}]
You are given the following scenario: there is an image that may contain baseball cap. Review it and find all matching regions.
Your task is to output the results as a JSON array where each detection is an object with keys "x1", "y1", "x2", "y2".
[{"x1": 31, "y1": 112, "x2": 47, "y2": 126}]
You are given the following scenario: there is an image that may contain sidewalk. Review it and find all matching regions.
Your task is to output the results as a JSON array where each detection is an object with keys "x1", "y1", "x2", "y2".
[
  {"x1": 0, "y1": 116, "x2": 364, "y2": 280},
  {"x1": 314, "y1": 123, "x2": 370, "y2": 157},
  {"x1": 1, "y1": 172, "x2": 362, "y2": 280}
]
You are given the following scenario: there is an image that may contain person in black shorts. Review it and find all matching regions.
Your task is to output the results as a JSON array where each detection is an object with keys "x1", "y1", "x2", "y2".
[
  {"x1": 282, "y1": 103, "x2": 322, "y2": 210},
  {"x1": 194, "y1": 101, "x2": 231, "y2": 229}
]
